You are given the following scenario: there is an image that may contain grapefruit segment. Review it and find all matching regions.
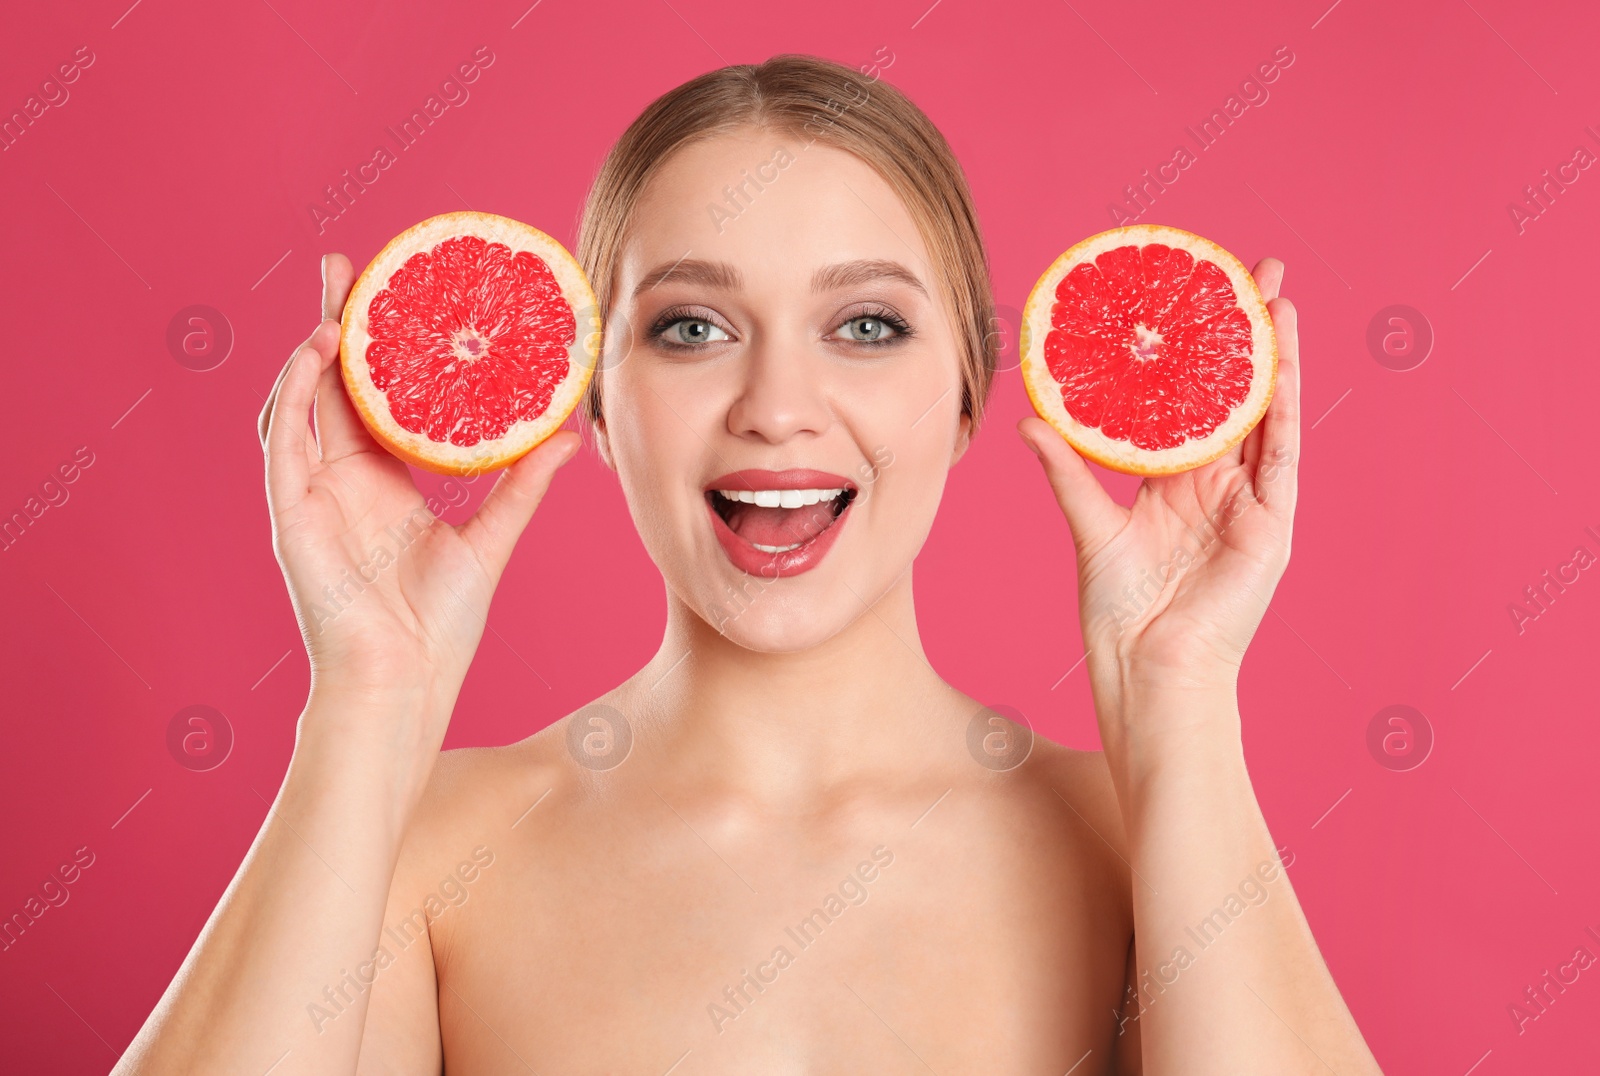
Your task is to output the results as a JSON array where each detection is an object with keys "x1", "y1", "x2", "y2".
[
  {"x1": 339, "y1": 211, "x2": 599, "y2": 476},
  {"x1": 1020, "y1": 224, "x2": 1276, "y2": 475}
]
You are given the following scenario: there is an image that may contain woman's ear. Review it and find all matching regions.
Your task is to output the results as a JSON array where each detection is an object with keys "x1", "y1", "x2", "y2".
[{"x1": 950, "y1": 411, "x2": 973, "y2": 467}]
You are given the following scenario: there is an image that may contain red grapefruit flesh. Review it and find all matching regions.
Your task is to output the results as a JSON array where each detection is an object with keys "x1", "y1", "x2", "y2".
[
  {"x1": 1019, "y1": 224, "x2": 1276, "y2": 476},
  {"x1": 339, "y1": 211, "x2": 600, "y2": 476}
]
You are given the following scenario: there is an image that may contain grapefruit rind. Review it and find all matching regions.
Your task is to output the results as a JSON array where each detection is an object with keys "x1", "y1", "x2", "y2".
[
  {"x1": 339, "y1": 211, "x2": 600, "y2": 477},
  {"x1": 1019, "y1": 224, "x2": 1276, "y2": 477}
]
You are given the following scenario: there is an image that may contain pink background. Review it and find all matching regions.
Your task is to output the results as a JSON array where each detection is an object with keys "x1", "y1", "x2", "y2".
[{"x1": 2, "y1": 0, "x2": 1597, "y2": 1069}]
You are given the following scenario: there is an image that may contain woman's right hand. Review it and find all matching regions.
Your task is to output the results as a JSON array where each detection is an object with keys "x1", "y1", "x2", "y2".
[{"x1": 257, "y1": 253, "x2": 580, "y2": 748}]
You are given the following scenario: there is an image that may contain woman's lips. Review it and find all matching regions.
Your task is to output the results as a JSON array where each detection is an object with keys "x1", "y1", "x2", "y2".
[{"x1": 704, "y1": 469, "x2": 856, "y2": 577}]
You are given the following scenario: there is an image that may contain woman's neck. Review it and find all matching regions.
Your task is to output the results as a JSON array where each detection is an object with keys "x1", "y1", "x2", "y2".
[{"x1": 615, "y1": 567, "x2": 962, "y2": 804}]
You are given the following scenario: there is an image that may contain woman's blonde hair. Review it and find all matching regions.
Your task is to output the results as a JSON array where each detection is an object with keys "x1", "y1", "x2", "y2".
[{"x1": 574, "y1": 52, "x2": 997, "y2": 434}]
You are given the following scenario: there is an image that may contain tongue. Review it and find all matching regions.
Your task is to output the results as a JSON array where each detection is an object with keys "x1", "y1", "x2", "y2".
[{"x1": 722, "y1": 502, "x2": 836, "y2": 548}]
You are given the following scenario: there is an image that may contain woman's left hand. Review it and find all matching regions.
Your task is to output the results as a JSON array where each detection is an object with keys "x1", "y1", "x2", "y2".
[{"x1": 1018, "y1": 257, "x2": 1300, "y2": 734}]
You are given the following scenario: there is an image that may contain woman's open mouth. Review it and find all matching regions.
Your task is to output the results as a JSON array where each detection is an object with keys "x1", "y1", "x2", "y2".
[{"x1": 704, "y1": 469, "x2": 858, "y2": 577}]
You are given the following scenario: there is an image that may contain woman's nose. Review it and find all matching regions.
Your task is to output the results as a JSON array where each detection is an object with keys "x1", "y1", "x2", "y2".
[{"x1": 725, "y1": 341, "x2": 832, "y2": 443}]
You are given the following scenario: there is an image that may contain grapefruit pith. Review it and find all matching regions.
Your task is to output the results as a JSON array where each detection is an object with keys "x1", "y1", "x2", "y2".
[
  {"x1": 1019, "y1": 224, "x2": 1276, "y2": 476},
  {"x1": 339, "y1": 211, "x2": 600, "y2": 476}
]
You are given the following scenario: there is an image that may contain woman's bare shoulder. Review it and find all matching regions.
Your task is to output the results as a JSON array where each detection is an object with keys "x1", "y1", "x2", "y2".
[
  {"x1": 1025, "y1": 734, "x2": 1119, "y2": 805},
  {"x1": 1018, "y1": 734, "x2": 1132, "y2": 883},
  {"x1": 395, "y1": 713, "x2": 586, "y2": 864}
]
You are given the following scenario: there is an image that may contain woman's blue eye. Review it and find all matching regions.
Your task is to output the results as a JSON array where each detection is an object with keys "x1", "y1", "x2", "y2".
[
  {"x1": 662, "y1": 318, "x2": 731, "y2": 345},
  {"x1": 653, "y1": 310, "x2": 911, "y2": 349},
  {"x1": 834, "y1": 315, "x2": 898, "y2": 343}
]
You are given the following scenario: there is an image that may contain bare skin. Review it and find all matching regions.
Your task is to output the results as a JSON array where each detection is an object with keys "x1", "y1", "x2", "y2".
[{"x1": 114, "y1": 127, "x2": 1379, "y2": 1074}]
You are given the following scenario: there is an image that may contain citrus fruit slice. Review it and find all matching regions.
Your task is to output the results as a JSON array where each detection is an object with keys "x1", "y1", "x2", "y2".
[
  {"x1": 1019, "y1": 224, "x2": 1276, "y2": 476},
  {"x1": 339, "y1": 211, "x2": 600, "y2": 476}
]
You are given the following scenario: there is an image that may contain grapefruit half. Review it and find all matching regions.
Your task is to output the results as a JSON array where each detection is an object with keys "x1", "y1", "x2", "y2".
[
  {"x1": 339, "y1": 211, "x2": 600, "y2": 476},
  {"x1": 1019, "y1": 224, "x2": 1276, "y2": 476}
]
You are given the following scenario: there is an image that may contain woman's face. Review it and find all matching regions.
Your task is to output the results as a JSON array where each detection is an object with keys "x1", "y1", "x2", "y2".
[{"x1": 596, "y1": 125, "x2": 971, "y2": 652}]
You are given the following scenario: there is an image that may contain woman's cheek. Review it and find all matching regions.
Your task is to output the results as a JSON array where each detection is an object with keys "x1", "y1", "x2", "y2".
[{"x1": 882, "y1": 435, "x2": 954, "y2": 537}]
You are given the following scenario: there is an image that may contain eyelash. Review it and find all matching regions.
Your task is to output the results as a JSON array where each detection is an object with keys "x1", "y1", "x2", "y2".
[
  {"x1": 845, "y1": 305, "x2": 915, "y2": 346},
  {"x1": 648, "y1": 304, "x2": 916, "y2": 351}
]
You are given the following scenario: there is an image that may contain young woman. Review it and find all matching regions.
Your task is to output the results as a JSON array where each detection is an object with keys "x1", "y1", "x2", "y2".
[{"x1": 117, "y1": 54, "x2": 1379, "y2": 1074}]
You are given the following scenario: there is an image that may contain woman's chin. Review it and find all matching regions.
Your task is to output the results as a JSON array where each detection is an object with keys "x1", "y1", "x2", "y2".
[{"x1": 696, "y1": 596, "x2": 855, "y2": 654}]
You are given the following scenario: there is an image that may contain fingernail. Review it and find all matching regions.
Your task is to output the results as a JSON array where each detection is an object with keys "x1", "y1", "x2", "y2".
[{"x1": 1020, "y1": 433, "x2": 1041, "y2": 459}]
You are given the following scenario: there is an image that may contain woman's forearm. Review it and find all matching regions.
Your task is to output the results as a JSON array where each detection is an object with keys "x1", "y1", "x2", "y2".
[
  {"x1": 1106, "y1": 686, "x2": 1379, "y2": 1075},
  {"x1": 114, "y1": 689, "x2": 431, "y2": 1075}
]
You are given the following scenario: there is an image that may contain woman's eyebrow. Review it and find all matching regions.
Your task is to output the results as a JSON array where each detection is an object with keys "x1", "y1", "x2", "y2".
[
  {"x1": 630, "y1": 257, "x2": 928, "y2": 299},
  {"x1": 633, "y1": 257, "x2": 741, "y2": 298},
  {"x1": 812, "y1": 259, "x2": 927, "y2": 297}
]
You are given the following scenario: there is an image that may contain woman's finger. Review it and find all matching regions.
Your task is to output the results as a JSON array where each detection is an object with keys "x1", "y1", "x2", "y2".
[
  {"x1": 1240, "y1": 414, "x2": 1265, "y2": 476},
  {"x1": 258, "y1": 353, "x2": 294, "y2": 448},
  {"x1": 258, "y1": 324, "x2": 333, "y2": 447},
  {"x1": 257, "y1": 253, "x2": 355, "y2": 449},
  {"x1": 311, "y1": 255, "x2": 379, "y2": 463},
  {"x1": 1218, "y1": 426, "x2": 1249, "y2": 469},
  {"x1": 1197, "y1": 259, "x2": 1280, "y2": 474},
  {"x1": 1256, "y1": 296, "x2": 1300, "y2": 515},
  {"x1": 263, "y1": 345, "x2": 324, "y2": 512},
  {"x1": 322, "y1": 253, "x2": 354, "y2": 322},
  {"x1": 312, "y1": 353, "x2": 383, "y2": 464},
  {"x1": 1225, "y1": 258, "x2": 1284, "y2": 479},
  {"x1": 1017, "y1": 416, "x2": 1128, "y2": 555},
  {"x1": 457, "y1": 431, "x2": 583, "y2": 584},
  {"x1": 1251, "y1": 256, "x2": 1284, "y2": 303}
]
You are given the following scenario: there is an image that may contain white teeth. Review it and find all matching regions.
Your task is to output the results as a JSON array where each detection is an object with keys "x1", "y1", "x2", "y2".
[
  {"x1": 710, "y1": 488, "x2": 850, "y2": 554},
  {"x1": 715, "y1": 487, "x2": 845, "y2": 506}
]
